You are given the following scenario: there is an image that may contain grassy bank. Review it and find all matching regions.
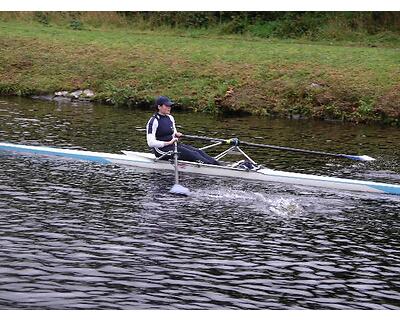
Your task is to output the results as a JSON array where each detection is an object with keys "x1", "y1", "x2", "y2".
[
  {"x1": 2, "y1": 12, "x2": 400, "y2": 46},
  {"x1": 0, "y1": 20, "x2": 400, "y2": 125}
]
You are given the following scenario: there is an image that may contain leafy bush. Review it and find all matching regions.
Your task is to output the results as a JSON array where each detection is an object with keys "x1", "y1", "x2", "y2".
[
  {"x1": 272, "y1": 12, "x2": 328, "y2": 39},
  {"x1": 104, "y1": 83, "x2": 138, "y2": 106},
  {"x1": 70, "y1": 18, "x2": 83, "y2": 30},
  {"x1": 35, "y1": 12, "x2": 49, "y2": 25},
  {"x1": 221, "y1": 15, "x2": 247, "y2": 34},
  {"x1": 248, "y1": 21, "x2": 279, "y2": 38}
]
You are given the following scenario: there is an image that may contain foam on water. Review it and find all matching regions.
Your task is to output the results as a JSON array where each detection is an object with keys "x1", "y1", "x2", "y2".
[{"x1": 191, "y1": 187, "x2": 304, "y2": 216}]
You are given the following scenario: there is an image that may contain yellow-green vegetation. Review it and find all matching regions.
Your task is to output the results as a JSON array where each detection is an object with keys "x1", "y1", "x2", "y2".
[{"x1": 0, "y1": 18, "x2": 399, "y2": 125}]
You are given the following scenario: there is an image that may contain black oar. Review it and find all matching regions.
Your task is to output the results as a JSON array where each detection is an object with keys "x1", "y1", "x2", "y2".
[{"x1": 183, "y1": 134, "x2": 375, "y2": 162}]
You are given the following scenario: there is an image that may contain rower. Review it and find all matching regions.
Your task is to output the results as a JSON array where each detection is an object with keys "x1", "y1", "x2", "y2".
[{"x1": 146, "y1": 96, "x2": 220, "y2": 165}]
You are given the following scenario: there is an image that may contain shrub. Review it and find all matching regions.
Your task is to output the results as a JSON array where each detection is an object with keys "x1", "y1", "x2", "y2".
[
  {"x1": 35, "y1": 12, "x2": 49, "y2": 25},
  {"x1": 248, "y1": 21, "x2": 279, "y2": 38},
  {"x1": 272, "y1": 12, "x2": 328, "y2": 39},
  {"x1": 70, "y1": 18, "x2": 83, "y2": 30}
]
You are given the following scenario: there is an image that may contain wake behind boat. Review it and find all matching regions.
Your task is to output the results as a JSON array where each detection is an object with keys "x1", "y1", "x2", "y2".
[{"x1": 1, "y1": 139, "x2": 400, "y2": 196}]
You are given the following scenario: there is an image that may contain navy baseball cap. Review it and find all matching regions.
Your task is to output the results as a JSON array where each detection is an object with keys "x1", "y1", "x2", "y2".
[{"x1": 155, "y1": 96, "x2": 174, "y2": 107}]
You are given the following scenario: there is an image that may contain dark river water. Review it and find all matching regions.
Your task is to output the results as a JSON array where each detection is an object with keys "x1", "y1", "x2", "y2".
[{"x1": 0, "y1": 97, "x2": 399, "y2": 309}]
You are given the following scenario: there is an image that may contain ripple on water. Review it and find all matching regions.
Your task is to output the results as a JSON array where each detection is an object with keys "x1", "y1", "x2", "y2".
[{"x1": 1, "y1": 97, "x2": 400, "y2": 309}]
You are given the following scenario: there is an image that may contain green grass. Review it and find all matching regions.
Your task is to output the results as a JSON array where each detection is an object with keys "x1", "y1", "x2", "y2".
[{"x1": 0, "y1": 20, "x2": 400, "y2": 124}]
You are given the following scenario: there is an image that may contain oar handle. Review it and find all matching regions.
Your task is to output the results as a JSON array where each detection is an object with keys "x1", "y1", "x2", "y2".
[
  {"x1": 183, "y1": 134, "x2": 240, "y2": 146},
  {"x1": 182, "y1": 134, "x2": 226, "y2": 143}
]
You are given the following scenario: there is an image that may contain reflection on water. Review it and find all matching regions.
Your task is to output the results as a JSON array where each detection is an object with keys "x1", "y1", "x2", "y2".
[{"x1": 0, "y1": 97, "x2": 400, "y2": 309}]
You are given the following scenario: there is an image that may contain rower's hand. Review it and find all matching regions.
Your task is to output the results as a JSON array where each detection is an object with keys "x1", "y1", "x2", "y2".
[
  {"x1": 175, "y1": 132, "x2": 183, "y2": 138},
  {"x1": 166, "y1": 137, "x2": 179, "y2": 146}
]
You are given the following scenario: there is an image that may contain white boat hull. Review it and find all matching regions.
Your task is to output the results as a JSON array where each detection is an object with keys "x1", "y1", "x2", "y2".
[{"x1": 1, "y1": 142, "x2": 400, "y2": 196}]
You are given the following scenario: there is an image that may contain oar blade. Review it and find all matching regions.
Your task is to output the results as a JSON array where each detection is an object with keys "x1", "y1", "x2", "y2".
[
  {"x1": 342, "y1": 154, "x2": 376, "y2": 161},
  {"x1": 170, "y1": 184, "x2": 191, "y2": 196}
]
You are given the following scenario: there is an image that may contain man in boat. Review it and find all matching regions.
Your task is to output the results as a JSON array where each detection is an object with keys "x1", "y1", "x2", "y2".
[{"x1": 146, "y1": 96, "x2": 220, "y2": 165}]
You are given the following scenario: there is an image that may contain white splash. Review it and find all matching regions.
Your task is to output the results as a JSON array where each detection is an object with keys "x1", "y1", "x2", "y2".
[{"x1": 192, "y1": 187, "x2": 304, "y2": 216}]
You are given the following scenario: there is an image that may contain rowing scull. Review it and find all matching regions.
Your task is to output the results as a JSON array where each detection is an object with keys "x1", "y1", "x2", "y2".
[{"x1": 1, "y1": 142, "x2": 399, "y2": 196}]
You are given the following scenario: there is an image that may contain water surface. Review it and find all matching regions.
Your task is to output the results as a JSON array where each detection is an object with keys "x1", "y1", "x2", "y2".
[{"x1": 0, "y1": 97, "x2": 399, "y2": 309}]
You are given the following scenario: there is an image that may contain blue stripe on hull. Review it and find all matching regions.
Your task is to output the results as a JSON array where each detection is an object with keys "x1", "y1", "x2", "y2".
[
  {"x1": 369, "y1": 184, "x2": 400, "y2": 195},
  {"x1": 0, "y1": 145, "x2": 111, "y2": 164}
]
